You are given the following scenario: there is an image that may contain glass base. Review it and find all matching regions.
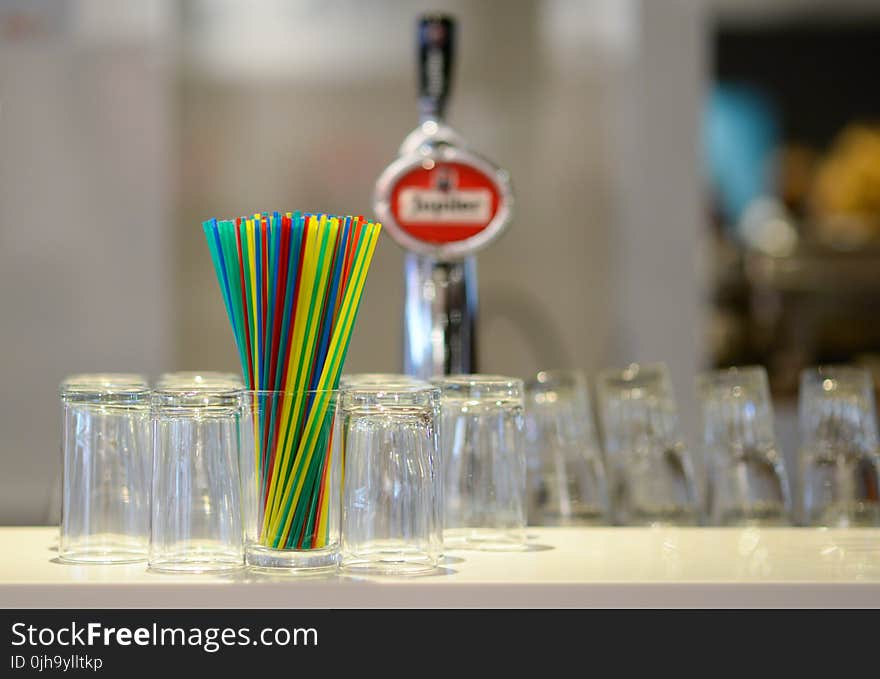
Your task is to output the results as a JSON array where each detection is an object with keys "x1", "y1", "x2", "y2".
[
  {"x1": 148, "y1": 548, "x2": 243, "y2": 574},
  {"x1": 623, "y1": 506, "x2": 699, "y2": 527},
  {"x1": 715, "y1": 503, "x2": 788, "y2": 527},
  {"x1": 443, "y1": 527, "x2": 527, "y2": 552},
  {"x1": 536, "y1": 508, "x2": 608, "y2": 526},
  {"x1": 246, "y1": 543, "x2": 338, "y2": 574},
  {"x1": 342, "y1": 543, "x2": 438, "y2": 575},
  {"x1": 58, "y1": 548, "x2": 147, "y2": 565},
  {"x1": 809, "y1": 502, "x2": 880, "y2": 528},
  {"x1": 58, "y1": 535, "x2": 148, "y2": 564}
]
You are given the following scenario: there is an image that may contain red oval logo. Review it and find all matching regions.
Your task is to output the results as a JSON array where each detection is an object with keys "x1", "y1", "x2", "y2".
[{"x1": 390, "y1": 161, "x2": 501, "y2": 245}]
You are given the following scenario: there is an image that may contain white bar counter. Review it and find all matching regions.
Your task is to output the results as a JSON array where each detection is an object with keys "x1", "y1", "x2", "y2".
[{"x1": 1, "y1": 527, "x2": 879, "y2": 608}]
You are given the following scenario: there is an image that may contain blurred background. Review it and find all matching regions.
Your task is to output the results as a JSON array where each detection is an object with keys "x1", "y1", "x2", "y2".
[{"x1": 1, "y1": 0, "x2": 879, "y2": 524}]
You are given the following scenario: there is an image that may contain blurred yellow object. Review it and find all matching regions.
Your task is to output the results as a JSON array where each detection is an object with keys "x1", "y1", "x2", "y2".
[
  {"x1": 812, "y1": 123, "x2": 880, "y2": 247},
  {"x1": 778, "y1": 143, "x2": 818, "y2": 213}
]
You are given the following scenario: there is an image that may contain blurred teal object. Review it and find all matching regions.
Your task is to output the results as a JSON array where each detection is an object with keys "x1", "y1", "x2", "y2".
[{"x1": 704, "y1": 84, "x2": 779, "y2": 228}]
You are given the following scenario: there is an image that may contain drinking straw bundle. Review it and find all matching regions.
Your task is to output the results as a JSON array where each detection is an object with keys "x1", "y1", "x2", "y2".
[{"x1": 202, "y1": 212, "x2": 381, "y2": 551}]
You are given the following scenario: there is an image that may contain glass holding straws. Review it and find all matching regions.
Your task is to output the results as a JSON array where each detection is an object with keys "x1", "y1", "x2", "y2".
[
  {"x1": 203, "y1": 212, "x2": 381, "y2": 571},
  {"x1": 240, "y1": 390, "x2": 342, "y2": 571},
  {"x1": 698, "y1": 366, "x2": 790, "y2": 526},
  {"x1": 799, "y1": 366, "x2": 880, "y2": 527},
  {"x1": 597, "y1": 363, "x2": 698, "y2": 525}
]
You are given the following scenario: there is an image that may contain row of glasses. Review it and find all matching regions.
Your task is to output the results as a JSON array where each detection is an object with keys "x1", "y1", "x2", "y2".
[
  {"x1": 59, "y1": 370, "x2": 529, "y2": 574},
  {"x1": 339, "y1": 373, "x2": 527, "y2": 573},
  {"x1": 59, "y1": 371, "x2": 245, "y2": 568},
  {"x1": 61, "y1": 364, "x2": 877, "y2": 571},
  {"x1": 244, "y1": 374, "x2": 528, "y2": 574},
  {"x1": 524, "y1": 364, "x2": 699, "y2": 526},
  {"x1": 698, "y1": 364, "x2": 880, "y2": 526},
  {"x1": 525, "y1": 363, "x2": 880, "y2": 527}
]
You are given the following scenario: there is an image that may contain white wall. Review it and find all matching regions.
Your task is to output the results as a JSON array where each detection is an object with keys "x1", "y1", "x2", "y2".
[
  {"x1": 0, "y1": 1, "x2": 174, "y2": 523},
  {"x1": 609, "y1": 0, "x2": 708, "y2": 448}
]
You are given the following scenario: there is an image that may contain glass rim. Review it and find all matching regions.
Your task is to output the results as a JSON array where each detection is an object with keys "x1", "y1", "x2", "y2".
[
  {"x1": 340, "y1": 373, "x2": 428, "y2": 387},
  {"x1": 60, "y1": 373, "x2": 150, "y2": 402},
  {"x1": 244, "y1": 388, "x2": 339, "y2": 396},
  {"x1": 597, "y1": 362, "x2": 670, "y2": 391},
  {"x1": 526, "y1": 368, "x2": 587, "y2": 392},
  {"x1": 156, "y1": 371, "x2": 243, "y2": 388},
  {"x1": 432, "y1": 374, "x2": 522, "y2": 388},
  {"x1": 431, "y1": 374, "x2": 523, "y2": 402},
  {"x1": 800, "y1": 365, "x2": 873, "y2": 397},
  {"x1": 153, "y1": 385, "x2": 241, "y2": 394},
  {"x1": 801, "y1": 364, "x2": 870, "y2": 382},
  {"x1": 152, "y1": 386, "x2": 241, "y2": 410},
  {"x1": 342, "y1": 382, "x2": 439, "y2": 395},
  {"x1": 698, "y1": 365, "x2": 769, "y2": 394},
  {"x1": 341, "y1": 385, "x2": 439, "y2": 411}
]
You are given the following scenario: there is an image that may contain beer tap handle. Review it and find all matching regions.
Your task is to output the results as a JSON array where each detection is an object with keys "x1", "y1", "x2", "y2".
[{"x1": 418, "y1": 14, "x2": 456, "y2": 124}]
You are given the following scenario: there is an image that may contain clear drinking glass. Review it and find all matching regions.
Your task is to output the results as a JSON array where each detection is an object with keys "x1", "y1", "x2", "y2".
[
  {"x1": 799, "y1": 366, "x2": 880, "y2": 527},
  {"x1": 239, "y1": 390, "x2": 341, "y2": 572},
  {"x1": 525, "y1": 370, "x2": 609, "y2": 525},
  {"x1": 698, "y1": 366, "x2": 790, "y2": 526},
  {"x1": 597, "y1": 363, "x2": 698, "y2": 526},
  {"x1": 434, "y1": 375, "x2": 526, "y2": 550},
  {"x1": 59, "y1": 374, "x2": 151, "y2": 563},
  {"x1": 149, "y1": 385, "x2": 244, "y2": 573},
  {"x1": 340, "y1": 373, "x2": 443, "y2": 555},
  {"x1": 340, "y1": 384, "x2": 441, "y2": 574}
]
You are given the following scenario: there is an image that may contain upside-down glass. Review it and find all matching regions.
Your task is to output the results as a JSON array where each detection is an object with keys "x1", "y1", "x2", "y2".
[
  {"x1": 340, "y1": 384, "x2": 440, "y2": 574},
  {"x1": 698, "y1": 366, "x2": 790, "y2": 526},
  {"x1": 597, "y1": 363, "x2": 698, "y2": 525},
  {"x1": 149, "y1": 386, "x2": 244, "y2": 573},
  {"x1": 59, "y1": 374, "x2": 151, "y2": 563},
  {"x1": 525, "y1": 370, "x2": 609, "y2": 525},
  {"x1": 435, "y1": 375, "x2": 526, "y2": 550},
  {"x1": 239, "y1": 391, "x2": 341, "y2": 572},
  {"x1": 341, "y1": 374, "x2": 443, "y2": 553},
  {"x1": 800, "y1": 366, "x2": 880, "y2": 527}
]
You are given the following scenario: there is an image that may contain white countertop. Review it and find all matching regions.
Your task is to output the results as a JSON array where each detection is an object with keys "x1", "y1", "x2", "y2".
[{"x1": 2, "y1": 526, "x2": 879, "y2": 608}]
